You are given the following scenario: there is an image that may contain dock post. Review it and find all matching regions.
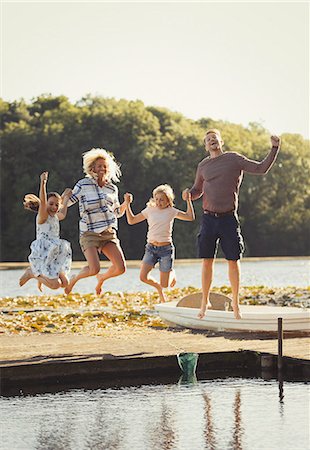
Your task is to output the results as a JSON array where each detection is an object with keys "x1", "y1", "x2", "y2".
[{"x1": 277, "y1": 317, "x2": 283, "y2": 371}]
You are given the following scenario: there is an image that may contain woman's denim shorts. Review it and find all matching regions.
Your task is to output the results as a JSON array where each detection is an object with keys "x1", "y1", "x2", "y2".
[{"x1": 142, "y1": 243, "x2": 175, "y2": 272}]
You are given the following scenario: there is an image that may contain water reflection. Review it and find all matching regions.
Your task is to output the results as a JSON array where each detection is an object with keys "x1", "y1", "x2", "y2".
[
  {"x1": 231, "y1": 390, "x2": 243, "y2": 450},
  {"x1": 35, "y1": 406, "x2": 73, "y2": 450},
  {"x1": 203, "y1": 390, "x2": 244, "y2": 450},
  {"x1": 2, "y1": 378, "x2": 308, "y2": 450},
  {"x1": 154, "y1": 400, "x2": 176, "y2": 450},
  {"x1": 203, "y1": 393, "x2": 217, "y2": 450},
  {"x1": 178, "y1": 373, "x2": 198, "y2": 385},
  {"x1": 278, "y1": 373, "x2": 284, "y2": 403},
  {"x1": 83, "y1": 398, "x2": 123, "y2": 450}
]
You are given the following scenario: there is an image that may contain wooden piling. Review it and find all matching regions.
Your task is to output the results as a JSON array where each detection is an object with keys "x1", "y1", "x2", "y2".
[{"x1": 278, "y1": 318, "x2": 283, "y2": 371}]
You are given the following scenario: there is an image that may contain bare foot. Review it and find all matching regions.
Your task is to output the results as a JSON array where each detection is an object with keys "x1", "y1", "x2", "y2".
[
  {"x1": 169, "y1": 270, "x2": 177, "y2": 288},
  {"x1": 37, "y1": 280, "x2": 43, "y2": 292},
  {"x1": 64, "y1": 276, "x2": 76, "y2": 295},
  {"x1": 95, "y1": 274, "x2": 105, "y2": 295},
  {"x1": 59, "y1": 273, "x2": 69, "y2": 288},
  {"x1": 19, "y1": 268, "x2": 33, "y2": 287},
  {"x1": 232, "y1": 304, "x2": 242, "y2": 320},
  {"x1": 198, "y1": 301, "x2": 212, "y2": 319},
  {"x1": 158, "y1": 287, "x2": 166, "y2": 303}
]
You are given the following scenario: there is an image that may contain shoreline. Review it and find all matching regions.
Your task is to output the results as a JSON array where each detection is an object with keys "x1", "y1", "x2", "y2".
[
  {"x1": 1, "y1": 256, "x2": 310, "y2": 270},
  {"x1": 1, "y1": 332, "x2": 309, "y2": 396},
  {"x1": 1, "y1": 285, "x2": 309, "y2": 395}
]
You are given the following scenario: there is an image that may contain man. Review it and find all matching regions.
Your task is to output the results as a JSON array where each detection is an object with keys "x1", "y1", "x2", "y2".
[{"x1": 183, "y1": 129, "x2": 280, "y2": 319}]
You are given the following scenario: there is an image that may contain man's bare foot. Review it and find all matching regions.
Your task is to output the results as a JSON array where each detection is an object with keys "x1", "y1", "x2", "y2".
[
  {"x1": 59, "y1": 273, "x2": 69, "y2": 288},
  {"x1": 19, "y1": 268, "x2": 33, "y2": 287},
  {"x1": 232, "y1": 304, "x2": 242, "y2": 320},
  {"x1": 64, "y1": 276, "x2": 76, "y2": 295},
  {"x1": 198, "y1": 301, "x2": 212, "y2": 319}
]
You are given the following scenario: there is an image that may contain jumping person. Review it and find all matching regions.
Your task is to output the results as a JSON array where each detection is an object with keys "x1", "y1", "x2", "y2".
[
  {"x1": 19, "y1": 172, "x2": 72, "y2": 290},
  {"x1": 125, "y1": 184, "x2": 195, "y2": 302},
  {"x1": 65, "y1": 148, "x2": 130, "y2": 295},
  {"x1": 183, "y1": 129, "x2": 280, "y2": 319}
]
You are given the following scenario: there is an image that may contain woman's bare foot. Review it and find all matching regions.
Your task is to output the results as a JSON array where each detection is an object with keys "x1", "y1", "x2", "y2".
[
  {"x1": 59, "y1": 273, "x2": 69, "y2": 288},
  {"x1": 232, "y1": 303, "x2": 242, "y2": 320},
  {"x1": 95, "y1": 274, "x2": 104, "y2": 295},
  {"x1": 19, "y1": 268, "x2": 34, "y2": 287},
  {"x1": 198, "y1": 301, "x2": 212, "y2": 319},
  {"x1": 64, "y1": 276, "x2": 76, "y2": 295}
]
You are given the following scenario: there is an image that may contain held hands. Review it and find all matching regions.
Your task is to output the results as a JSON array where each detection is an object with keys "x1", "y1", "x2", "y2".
[
  {"x1": 62, "y1": 188, "x2": 72, "y2": 200},
  {"x1": 271, "y1": 135, "x2": 281, "y2": 149},
  {"x1": 40, "y1": 172, "x2": 48, "y2": 182},
  {"x1": 124, "y1": 192, "x2": 133, "y2": 205},
  {"x1": 182, "y1": 188, "x2": 190, "y2": 201}
]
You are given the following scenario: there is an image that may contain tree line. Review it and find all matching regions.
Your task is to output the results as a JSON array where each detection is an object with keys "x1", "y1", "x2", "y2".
[{"x1": 1, "y1": 95, "x2": 309, "y2": 262}]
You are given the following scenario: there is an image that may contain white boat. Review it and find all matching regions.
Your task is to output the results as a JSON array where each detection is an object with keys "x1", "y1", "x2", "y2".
[{"x1": 155, "y1": 292, "x2": 310, "y2": 332}]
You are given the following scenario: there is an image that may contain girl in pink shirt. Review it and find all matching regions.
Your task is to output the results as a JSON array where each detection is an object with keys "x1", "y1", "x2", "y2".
[{"x1": 125, "y1": 184, "x2": 195, "y2": 302}]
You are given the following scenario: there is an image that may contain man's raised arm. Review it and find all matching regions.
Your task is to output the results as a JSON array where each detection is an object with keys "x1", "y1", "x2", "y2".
[{"x1": 238, "y1": 135, "x2": 281, "y2": 174}]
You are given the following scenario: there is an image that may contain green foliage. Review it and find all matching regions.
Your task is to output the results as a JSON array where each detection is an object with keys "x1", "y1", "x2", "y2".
[{"x1": 1, "y1": 94, "x2": 309, "y2": 261}]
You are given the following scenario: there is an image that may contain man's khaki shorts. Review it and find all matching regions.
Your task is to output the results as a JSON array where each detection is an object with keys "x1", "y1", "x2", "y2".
[{"x1": 80, "y1": 229, "x2": 120, "y2": 253}]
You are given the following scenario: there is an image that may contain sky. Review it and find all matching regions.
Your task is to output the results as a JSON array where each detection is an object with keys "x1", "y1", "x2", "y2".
[{"x1": 1, "y1": 1, "x2": 309, "y2": 138}]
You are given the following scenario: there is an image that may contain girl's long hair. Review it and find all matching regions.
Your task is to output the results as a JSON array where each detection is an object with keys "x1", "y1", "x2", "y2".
[
  {"x1": 146, "y1": 184, "x2": 175, "y2": 208},
  {"x1": 23, "y1": 192, "x2": 61, "y2": 213}
]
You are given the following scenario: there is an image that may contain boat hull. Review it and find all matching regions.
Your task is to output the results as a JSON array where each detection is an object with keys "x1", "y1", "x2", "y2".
[{"x1": 155, "y1": 302, "x2": 310, "y2": 332}]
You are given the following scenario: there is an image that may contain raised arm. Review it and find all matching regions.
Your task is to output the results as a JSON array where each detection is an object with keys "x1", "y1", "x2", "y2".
[
  {"x1": 37, "y1": 172, "x2": 49, "y2": 224},
  {"x1": 124, "y1": 193, "x2": 146, "y2": 225},
  {"x1": 239, "y1": 135, "x2": 281, "y2": 174},
  {"x1": 118, "y1": 191, "x2": 132, "y2": 217},
  {"x1": 57, "y1": 188, "x2": 72, "y2": 221},
  {"x1": 176, "y1": 191, "x2": 195, "y2": 221}
]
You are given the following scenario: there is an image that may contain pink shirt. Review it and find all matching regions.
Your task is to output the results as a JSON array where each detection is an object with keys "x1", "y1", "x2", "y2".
[
  {"x1": 190, "y1": 148, "x2": 279, "y2": 213},
  {"x1": 141, "y1": 206, "x2": 180, "y2": 243}
]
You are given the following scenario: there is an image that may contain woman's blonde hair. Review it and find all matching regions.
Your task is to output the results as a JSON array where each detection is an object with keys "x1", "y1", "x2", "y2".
[
  {"x1": 83, "y1": 148, "x2": 121, "y2": 183},
  {"x1": 147, "y1": 184, "x2": 175, "y2": 208},
  {"x1": 23, "y1": 192, "x2": 61, "y2": 213}
]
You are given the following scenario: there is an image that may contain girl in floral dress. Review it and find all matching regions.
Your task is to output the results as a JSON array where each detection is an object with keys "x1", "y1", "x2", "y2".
[{"x1": 19, "y1": 172, "x2": 72, "y2": 290}]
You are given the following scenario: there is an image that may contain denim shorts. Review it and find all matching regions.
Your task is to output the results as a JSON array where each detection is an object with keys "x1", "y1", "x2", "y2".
[
  {"x1": 142, "y1": 243, "x2": 175, "y2": 272},
  {"x1": 198, "y1": 213, "x2": 245, "y2": 260}
]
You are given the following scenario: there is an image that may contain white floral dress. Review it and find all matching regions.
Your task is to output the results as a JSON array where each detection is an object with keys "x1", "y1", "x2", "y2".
[{"x1": 29, "y1": 215, "x2": 72, "y2": 278}]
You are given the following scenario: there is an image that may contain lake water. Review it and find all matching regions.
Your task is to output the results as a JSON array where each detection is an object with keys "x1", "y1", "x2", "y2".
[
  {"x1": 1, "y1": 259, "x2": 309, "y2": 298},
  {"x1": 1, "y1": 377, "x2": 308, "y2": 450}
]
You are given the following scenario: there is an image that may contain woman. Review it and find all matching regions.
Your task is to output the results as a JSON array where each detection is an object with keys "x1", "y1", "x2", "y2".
[{"x1": 65, "y1": 148, "x2": 129, "y2": 295}]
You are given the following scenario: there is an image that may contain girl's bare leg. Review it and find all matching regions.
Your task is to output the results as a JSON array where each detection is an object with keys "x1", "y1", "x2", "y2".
[
  {"x1": 199, "y1": 258, "x2": 214, "y2": 319},
  {"x1": 37, "y1": 275, "x2": 60, "y2": 290},
  {"x1": 65, "y1": 247, "x2": 100, "y2": 294},
  {"x1": 59, "y1": 272, "x2": 69, "y2": 288},
  {"x1": 160, "y1": 269, "x2": 176, "y2": 288},
  {"x1": 19, "y1": 267, "x2": 34, "y2": 286},
  {"x1": 95, "y1": 243, "x2": 126, "y2": 295},
  {"x1": 169, "y1": 269, "x2": 177, "y2": 287},
  {"x1": 228, "y1": 259, "x2": 242, "y2": 320},
  {"x1": 19, "y1": 267, "x2": 60, "y2": 290},
  {"x1": 140, "y1": 263, "x2": 166, "y2": 303}
]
